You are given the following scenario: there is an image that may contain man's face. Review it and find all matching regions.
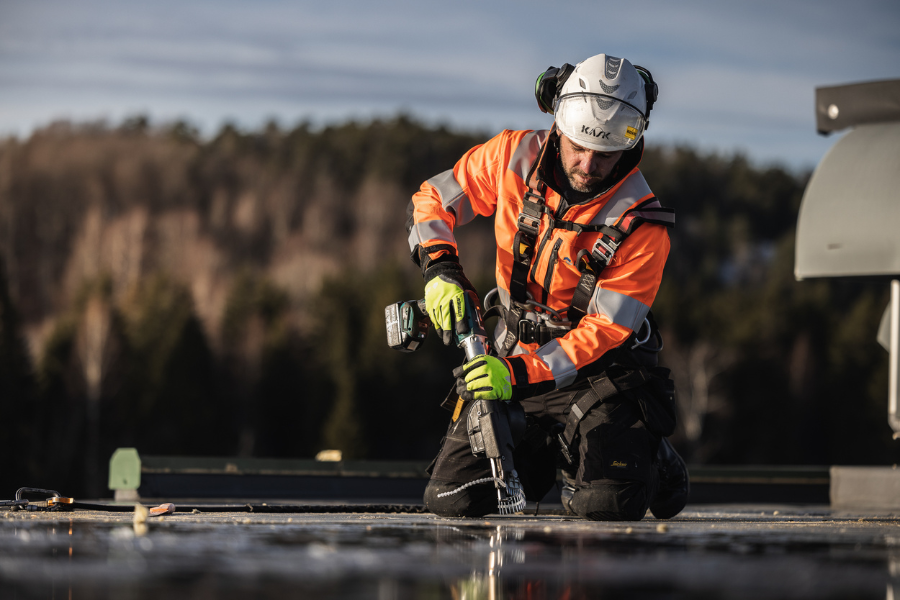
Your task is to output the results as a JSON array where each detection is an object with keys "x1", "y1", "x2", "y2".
[{"x1": 558, "y1": 134, "x2": 624, "y2": 194}]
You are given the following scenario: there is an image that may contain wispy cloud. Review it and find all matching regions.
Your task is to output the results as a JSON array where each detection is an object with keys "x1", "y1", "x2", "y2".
[{"x1": 1, "y1": 0, "x2": 898, "y2": 168}]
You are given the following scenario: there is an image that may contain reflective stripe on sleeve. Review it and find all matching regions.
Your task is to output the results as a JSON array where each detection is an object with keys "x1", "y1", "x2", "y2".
[
  {"x1": 506, "y1": 130, "x2": 549, "y2": 181},
  {"x1": 588, "y1": 287, "x2": 650, "y2": 332},
  {"x1": 407, "y1": 218, "x2": 456, "y2": 252},
  {"x1": 427, "y1": 170, "x2": 476, "y2": 226},
  {"x1": 535, "y1": 339, "x2": 578, "y2": 389}
]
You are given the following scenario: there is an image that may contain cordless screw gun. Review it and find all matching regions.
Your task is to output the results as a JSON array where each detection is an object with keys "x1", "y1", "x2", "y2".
[{"x1": 385, "y1": 292, "x2": 526, "y2": 515}]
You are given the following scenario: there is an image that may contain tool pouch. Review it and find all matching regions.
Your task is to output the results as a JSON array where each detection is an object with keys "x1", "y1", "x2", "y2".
[{"x1": 466, "y1": 400, "x2": 526, "y2": 461}]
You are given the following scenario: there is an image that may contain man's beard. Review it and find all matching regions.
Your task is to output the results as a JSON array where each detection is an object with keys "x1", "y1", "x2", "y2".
[{"x1": 563, "y1": 164, "x2": 603, "y2": 194}]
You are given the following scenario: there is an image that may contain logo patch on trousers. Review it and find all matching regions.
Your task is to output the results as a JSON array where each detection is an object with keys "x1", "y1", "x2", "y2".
[{"x1": 610, "y1": 460, "x2": 629, "y2": 469}]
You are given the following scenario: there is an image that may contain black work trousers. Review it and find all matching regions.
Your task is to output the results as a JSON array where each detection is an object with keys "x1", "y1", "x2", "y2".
[{"x1": 424, "y1": 374, "x2": 664, "y2": 521}]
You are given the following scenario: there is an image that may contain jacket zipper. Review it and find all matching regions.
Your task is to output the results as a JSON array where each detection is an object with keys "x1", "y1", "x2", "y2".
[
  {"x1": 528, "y1": 226, "x2": 554, "y2": 285},
  {"x1": 541, "y1": 238, "x2": 564, "y2": 305},
  {"x1": 528, "y1": 202, "x2": 573, "y2": 303}
]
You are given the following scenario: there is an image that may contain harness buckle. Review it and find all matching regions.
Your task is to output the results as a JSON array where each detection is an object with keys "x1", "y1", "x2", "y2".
[
  {"x1": 514, "y1": 300, "x2": 572, "y2": 347},
  {"x1": 558, "y1": 435, "x2": 574, "y2": 465},
  {"x1": 516, "y1": 213, "x2": 541, "y2": 237},
  {"x1": 556, "y1": 429, "x2": 575, "y2": 465},
  {"x1": 549, "y1": 423, "x2": 574, "y2": 465},
  {"x1": 538, "y1": 323, "x2": 571, "y2": 345},
  {"x1": 517, "y1": 320, "x2": 536, "y2": 344},
  {"x1": 523, "y1": 189, "x2": 545, "y2": 207},
  {"x1": 592, "y1": 236, "x2": 618, "y2": 264}
]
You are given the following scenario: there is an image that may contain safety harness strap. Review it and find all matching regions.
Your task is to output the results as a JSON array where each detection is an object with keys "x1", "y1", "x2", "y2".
[
  {"x1": 567, "y1": 199, "x2": 674, "y2": 326},
  {"x1": 483, "y1": 303, "x2": 526, "y2": 358},
  {"x1": 497, "y1": 139, "x2": 553, "y2": 358},
  {"x1": 558, "y1": 367, "x2": 650, "y2": 464},
  {"x1": 568, "y1": 225, "x2": 627, "y2": 326},
  {"x1": 509, "y1": 188, "x2": 550, "y2": 305}
]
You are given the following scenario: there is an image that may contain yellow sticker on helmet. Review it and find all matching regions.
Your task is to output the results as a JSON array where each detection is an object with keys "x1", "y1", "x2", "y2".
[{"x1": 625, "y1": 126, "x2": 638, "y2": 140}]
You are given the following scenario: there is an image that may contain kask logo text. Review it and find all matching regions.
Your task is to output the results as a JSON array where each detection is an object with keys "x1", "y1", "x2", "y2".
[{"x1": 581, "y1": 125, "x2": 611, "y2": 139}]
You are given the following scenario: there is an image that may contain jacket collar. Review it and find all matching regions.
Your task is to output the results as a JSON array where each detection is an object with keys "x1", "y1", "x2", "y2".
[{"x1": 536, "y1": 128, "x2": 644, "y2": 205}]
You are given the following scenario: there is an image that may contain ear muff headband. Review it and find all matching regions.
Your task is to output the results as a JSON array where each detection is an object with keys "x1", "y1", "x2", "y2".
[
  {"x1": 534, "y1": 63, "x2": 574, "y2": 114},
  {"x1": 633, "y1": 65, "x2": 658, "y2": 129}
]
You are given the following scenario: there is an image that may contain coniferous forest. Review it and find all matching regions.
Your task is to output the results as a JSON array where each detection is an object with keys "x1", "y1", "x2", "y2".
[{"x1": 0, "y1": 116, "x2": 895, "y2": 497}]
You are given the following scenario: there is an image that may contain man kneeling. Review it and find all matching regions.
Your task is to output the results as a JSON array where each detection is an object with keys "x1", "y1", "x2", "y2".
[{"x1": 406, "y1": 53, "x2": 688, "y2": 520}]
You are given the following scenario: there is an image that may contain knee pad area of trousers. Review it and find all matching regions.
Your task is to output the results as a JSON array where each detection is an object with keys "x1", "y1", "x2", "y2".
[
  {"x1": 570, "y1": 480, "x2": 650, "y2": 521},
  {"x1": 424, "y1": 480, "x2": 498, "y2": 518}
]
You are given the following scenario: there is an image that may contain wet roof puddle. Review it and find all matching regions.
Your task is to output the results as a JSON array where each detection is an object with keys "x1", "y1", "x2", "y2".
[{"x1": 2, "y1": 506, "x2": 899, "y2": 599}]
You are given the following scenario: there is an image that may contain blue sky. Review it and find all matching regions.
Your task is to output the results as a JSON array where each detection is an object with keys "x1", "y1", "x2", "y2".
[{"x1": 1, "y1": 0, "x2": 898, "y2": 170}]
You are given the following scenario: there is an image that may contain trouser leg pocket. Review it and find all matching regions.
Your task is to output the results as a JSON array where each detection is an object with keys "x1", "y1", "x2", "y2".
[
  {"x1": 577, "y1": 398, "x2": 654, "y2": 487},
  {"x1": 571, "y1": 396, "x2": 657, "y2": 521}
]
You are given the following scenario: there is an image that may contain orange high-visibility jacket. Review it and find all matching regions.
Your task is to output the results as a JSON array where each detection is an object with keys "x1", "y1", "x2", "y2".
[{"x1": 407, "y1": 129, "x2": 671, "y2": 394}]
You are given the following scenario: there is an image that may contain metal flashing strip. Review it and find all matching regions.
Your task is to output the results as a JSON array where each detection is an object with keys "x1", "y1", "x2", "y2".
[
  {"x1": 890, "y1": 280, "x2": 900, "y2": 437},
  {"x1": 110, "y1": 450, "x2": 876, "y2": 506},
  {"x1": 830, "y1": 465, "x2": 900, "y2": 510},
  {"x1": 816, "y1": 78, "x2": 900, "y2": 134}
]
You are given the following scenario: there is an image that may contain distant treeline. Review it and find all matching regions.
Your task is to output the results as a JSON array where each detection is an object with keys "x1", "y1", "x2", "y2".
[{"x1": 0, "y1": 116, "x2": 895, "y2": 498}]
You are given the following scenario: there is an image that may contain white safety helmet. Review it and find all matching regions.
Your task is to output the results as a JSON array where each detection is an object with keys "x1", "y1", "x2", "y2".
[{"x1": 549, "y1": 54, "x2": 652, "y2": 152}]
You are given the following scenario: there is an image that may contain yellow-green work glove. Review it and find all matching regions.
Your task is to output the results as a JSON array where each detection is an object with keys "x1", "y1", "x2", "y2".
[
  {"x1": 453, "y1": 355, "x2": 513, "y2": 401},
  {"x1": 424, "y1": 275, "x2": 467, "y2": 345}
]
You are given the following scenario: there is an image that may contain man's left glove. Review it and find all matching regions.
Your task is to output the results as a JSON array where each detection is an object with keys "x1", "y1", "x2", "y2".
[
  {"x1": 453, "y1": 355, "x2": 513, "y2": 401},
  {"x1": 423, "y1": 262, "x2": 475, "y2": 346}
]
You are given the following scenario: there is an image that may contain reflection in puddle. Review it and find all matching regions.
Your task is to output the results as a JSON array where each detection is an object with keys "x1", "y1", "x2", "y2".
[{"x1": 0, "y1": 514, "x2": 897, "y2": 599}]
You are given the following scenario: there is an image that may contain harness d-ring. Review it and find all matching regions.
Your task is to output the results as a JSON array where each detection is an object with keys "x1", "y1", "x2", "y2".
[{"x1": 631, "y1": 317, "x2": 652, "y2": 349}]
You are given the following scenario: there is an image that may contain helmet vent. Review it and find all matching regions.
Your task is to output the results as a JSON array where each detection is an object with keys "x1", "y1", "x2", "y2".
[
  {"x1": 604, "y1": 56, "x2": 622, "y2": 79},
  {"x1": 598, "y1": 80, "x2": 620, "y2": 94},
  {"x1": 627, "y1": 91, "x2": 637, "y2": 100},
  {"x1": 579, "y1": 78, "x2": 587, "y2": 90}
]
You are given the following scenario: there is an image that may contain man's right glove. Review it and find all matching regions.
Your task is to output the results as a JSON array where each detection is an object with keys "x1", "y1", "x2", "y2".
[
  {"x1": 423, "y1": 263, "x2": 474, "y2": 345},
  {"x1": 453, "y1": 355, "x2": 514, "y2": 401}
]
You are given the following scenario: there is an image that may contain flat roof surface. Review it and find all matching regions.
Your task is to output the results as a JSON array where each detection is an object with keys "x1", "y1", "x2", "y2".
[{"x1": 3, "y1": 503, "x2": 900, "y2": 599}]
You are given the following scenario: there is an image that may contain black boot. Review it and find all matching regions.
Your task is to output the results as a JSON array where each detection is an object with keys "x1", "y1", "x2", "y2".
[{"x1": 650, "y1": 437, "x2": 689, "y2": 519}]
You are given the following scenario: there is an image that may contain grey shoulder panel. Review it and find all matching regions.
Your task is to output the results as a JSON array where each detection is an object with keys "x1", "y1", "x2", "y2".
[
  {"x1": 589, "y1": 170, "x2": 653, "y2": 226},
  {"x1": 427, "y1": 169, "x2": 476, "y2": 227},
  {"x1": 507, "y1": 130, "x2": 549, "y2": 181}
]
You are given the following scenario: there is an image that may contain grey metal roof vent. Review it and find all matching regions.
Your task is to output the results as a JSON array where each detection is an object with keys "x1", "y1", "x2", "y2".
[
  {"x1": 796, "y1": 80, "x2": 900, "y2": 281},
  {"x1": 795, "y1": 79, "x2": 900, "y2": 437}
]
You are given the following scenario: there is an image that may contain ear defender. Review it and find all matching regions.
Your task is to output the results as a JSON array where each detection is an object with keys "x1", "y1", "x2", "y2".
[
  {"x1": 536, "y1": 61, "x2": 659, "y2": 130},
  {"x1": 633, "y1": 65, "x2": 658, "y2": 129},
  {"x1": 534, "y1": 63, "x2": 575, "y2": 114}
]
